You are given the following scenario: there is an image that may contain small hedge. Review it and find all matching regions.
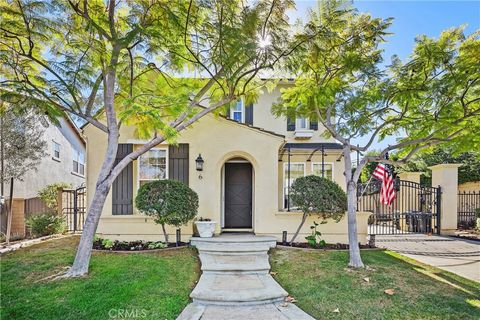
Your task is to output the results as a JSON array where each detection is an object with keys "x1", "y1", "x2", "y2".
[
  {"x1": 26, "y1": 212, "x2": 66, "y2": 237},
  {"x1": 289, "y1": 175, "x2": 347, "y2": 243},
  {"x1": 135, "y1": 180, "x2": 198, "y2": 243}
]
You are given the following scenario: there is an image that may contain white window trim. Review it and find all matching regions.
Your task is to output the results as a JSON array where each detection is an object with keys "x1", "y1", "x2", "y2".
[
  {"x1": 72, "y1": 148, "x2": 85, "y2": 176},
  {"x1": 282, "y1": 162, "x2": 306, "y2": 210},
  {"x1": 229, "y1": 100, "x2": 245, "y2": 123},
  {"x1": 52, "y1": 140, "x2": 61, "y2": 161},
  {"x1": 295, "y1": 117, "x2": 310, "y2": 130},
  {"x1": 311, "y1": 162, "x2": 334, "y2": 181},
  {"x1": 137, "y1": 147, "x2": 169, "y2": 190}
]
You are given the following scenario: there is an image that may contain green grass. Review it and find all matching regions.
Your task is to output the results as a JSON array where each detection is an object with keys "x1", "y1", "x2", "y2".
[
  {"x1": 271, "y1": 248, "x2": 480, "y2": 320},
  {"x1": 0, "y1": 236, "x2": 199, "y2": 320}
]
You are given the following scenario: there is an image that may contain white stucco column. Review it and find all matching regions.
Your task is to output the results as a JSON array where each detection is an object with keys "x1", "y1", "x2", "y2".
[
  {"x1": 398, "y1": 172, "x2": 423, "y2": 184},
  {"x1": 429, "y1": 164, "x2": 461, "y2": 235}
]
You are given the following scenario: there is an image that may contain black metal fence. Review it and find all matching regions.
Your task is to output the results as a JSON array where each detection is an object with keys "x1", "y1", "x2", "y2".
[
  {"x1": 357, "y1": 179, "x2": 441, "y2": 235},
  {"x1": 61, "y1": 187, "x2": 86, "y2": 232},
  {"x1": 457, "y1": 191, "x2": 480, "y2": 229}
]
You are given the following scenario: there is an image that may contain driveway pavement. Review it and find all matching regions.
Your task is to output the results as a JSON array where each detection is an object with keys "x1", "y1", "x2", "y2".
[{"x1": 375, "y1": 234, "x2": 480, "y2": 282}]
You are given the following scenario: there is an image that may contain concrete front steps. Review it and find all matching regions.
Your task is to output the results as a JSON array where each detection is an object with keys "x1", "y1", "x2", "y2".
[{"x1": 177, "y1": 234, "x2": 314, "y2": 320}]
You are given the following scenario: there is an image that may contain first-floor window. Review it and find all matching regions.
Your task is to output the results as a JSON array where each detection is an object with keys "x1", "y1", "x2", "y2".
[
  {"x1": 312, "y1": 163, "x2": 333, "y2": 180},
  {"x1": 72, "y1": 149, "x2": 85, "y2": 175},
  {"x1": 283, "y1": 163, "x2": 305, "y2": 209},
  {"x1": 139, "y1": 149, "x2": 167, "y2": 186}
]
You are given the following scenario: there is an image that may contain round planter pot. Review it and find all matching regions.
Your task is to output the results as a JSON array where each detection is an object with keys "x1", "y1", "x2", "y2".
[{"x1": 195, "y1": 221, "x2": 217, "y2": 238}]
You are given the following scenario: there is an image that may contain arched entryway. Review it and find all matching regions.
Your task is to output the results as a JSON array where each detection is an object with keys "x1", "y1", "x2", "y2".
[{"x1": 222, "y1": 157, "x2": 254, "y2": 230}]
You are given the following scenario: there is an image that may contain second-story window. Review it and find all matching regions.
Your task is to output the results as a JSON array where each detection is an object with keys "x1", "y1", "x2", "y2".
[
  {"x1": 73, "y1": 149, "x2": 85, "y2": 175},
  {"x1": 230, "y1": 100, "x2": 244, "y2": 122},
  {"x1": 295, "y1": 117, "x2": 309, "y2": 130},
  {"x1": 52, "y1": 141, "x2": 60, "y2": 160}
]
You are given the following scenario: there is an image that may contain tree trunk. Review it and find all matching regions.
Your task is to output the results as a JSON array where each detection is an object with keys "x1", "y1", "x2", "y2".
[
  {"x1": 64, "y1": 47, "x2": 121, "y2": 277},
  {"x1": 161, "y1": 223, "x2": 169, "y2": 244},
  {"x1": 66, "y1": 180, "x2": 111, "y2": 277},
  {"x1": 343, "y1": 145, "x2": 365, "y2": 268},
  {"x1": 290, "y1": 213, "x2": 308, "y2": 244}
]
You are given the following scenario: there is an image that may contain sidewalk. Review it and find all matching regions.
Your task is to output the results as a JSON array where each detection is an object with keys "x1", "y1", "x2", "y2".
[{"x1": 375, "y1": 234, "x2": 480, "y2": 282}]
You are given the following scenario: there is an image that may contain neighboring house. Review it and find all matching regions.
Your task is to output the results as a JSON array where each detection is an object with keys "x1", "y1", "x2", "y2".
[
  {"x1": 11, "y1": 115, "x2": 86, "y2": 199},
  {"x1": 83, "y1": 82, "x2": 367, "y2": 242}
]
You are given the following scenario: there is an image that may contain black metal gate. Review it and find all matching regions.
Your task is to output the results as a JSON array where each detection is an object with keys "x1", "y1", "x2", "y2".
[
  {"x1": 357, "y1": 180, "x2": 441, "y2": 235},
  {"x1": 61, "y1": 187, "x2": 86, "y2": 232},
  {"x1": 457, "y1": 191, "x2": 480, "y2": 229}
]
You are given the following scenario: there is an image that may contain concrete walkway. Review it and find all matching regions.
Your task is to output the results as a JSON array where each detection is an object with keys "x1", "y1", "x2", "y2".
[
  {"x1": 177, "y1": 234, "x2": 314, "y2": 320},
  {"x1": 375, "y1": 234, "x2": 480, "y2": 282}
]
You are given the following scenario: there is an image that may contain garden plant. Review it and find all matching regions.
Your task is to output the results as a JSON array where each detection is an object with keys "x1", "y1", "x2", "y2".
[{"x1": 135, "y1": 180, "x2": 198, "y2": 243}]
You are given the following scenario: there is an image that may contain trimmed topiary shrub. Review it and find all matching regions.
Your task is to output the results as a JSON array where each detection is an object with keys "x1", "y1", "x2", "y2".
[
  {"x1": 135, "y1": 180, "x2": 199, "y2": 243},
  {"x1": 289, "y1": 175, "x2": 347, "y2": 243},
  {"x1": 26, "y1": 212, "x2": 66, "y2": 237}
]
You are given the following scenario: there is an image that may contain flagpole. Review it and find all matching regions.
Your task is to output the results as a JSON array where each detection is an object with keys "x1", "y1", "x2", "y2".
[{"x1": 359, "y1": 174, "x2": 374, "y2": 198}]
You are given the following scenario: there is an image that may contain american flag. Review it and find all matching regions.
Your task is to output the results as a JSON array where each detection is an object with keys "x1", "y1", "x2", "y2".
[{"x1": 372, "y1": 163, "x2": 396, "y2": 206}]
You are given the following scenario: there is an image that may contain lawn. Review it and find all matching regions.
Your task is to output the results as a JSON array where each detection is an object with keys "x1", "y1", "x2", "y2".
[
  {"x1": 271, "y1": 248, "x2": 480, "y2": 320},
  {"x1": 2, "y1": 237, "x2": 479, "y2": 320},
  {"x1": 0, "y1": 236, "x2": 199, "y2": 320}
]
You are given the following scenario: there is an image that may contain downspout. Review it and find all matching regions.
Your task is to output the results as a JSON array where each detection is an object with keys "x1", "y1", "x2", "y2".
[
  {"x1": 287, "y1": 148, "x2": 291, "y2": 212},
  {"x1": 321, "y1": 145, "x2": 325, "y2": 178}
]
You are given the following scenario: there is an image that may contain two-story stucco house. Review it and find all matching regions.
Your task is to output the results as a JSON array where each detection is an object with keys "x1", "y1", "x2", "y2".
[
  {"x1": 10, "y1": 115, "x2": 86, "y2": 199},
  {"x1": 83, "y1": 83, "x2": 369, "y2": 243}
]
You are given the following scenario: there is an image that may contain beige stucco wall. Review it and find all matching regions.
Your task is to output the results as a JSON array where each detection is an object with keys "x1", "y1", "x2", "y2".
[
  {"x1": 253, "y1": 84, "x2": 338, "y2": 143},
  {"x1": 84, "y1": 112, "x2": 360, "y2": 243}
]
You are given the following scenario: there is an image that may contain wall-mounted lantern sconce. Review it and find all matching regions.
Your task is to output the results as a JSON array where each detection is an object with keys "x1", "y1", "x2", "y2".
[
  {"x1": 195, "y1": 154, "x2": 204, "y2": 171},
  {"x1": 196, "y1": 154, "x2": 204, "y2": 180}
]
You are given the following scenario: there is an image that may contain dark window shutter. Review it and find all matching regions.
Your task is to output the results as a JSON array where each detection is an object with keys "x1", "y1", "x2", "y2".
[
  {"x1": 287, "y1": 117, "x2": 295, "y2": 131},
  {"x1": 245, "y1": 103, "x2": 253, "y2": 125},
  {"x1": 310, "y1": 120, "x2": 318, "y2": 130},
  {"x1": 169, "y1": 144, "x2": 189, "y2": 185},
  {"x1": 112, "y1": 144, "x2": 133, "y2": 215}
]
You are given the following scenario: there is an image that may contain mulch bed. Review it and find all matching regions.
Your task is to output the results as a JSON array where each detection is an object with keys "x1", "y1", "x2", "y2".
[
  {"x1": 277, "y1": 242, "x2": 376, "y2": 250},
  {"x1": 93, "y1": 239, "x2": 188, "y2": 251}
]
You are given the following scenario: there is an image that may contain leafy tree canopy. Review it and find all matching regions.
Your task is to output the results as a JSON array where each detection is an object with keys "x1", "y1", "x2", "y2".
[
  {"x1": 399, "y1": 147, "x2": 480, "y2": 185},
  {"x1": 0, "y1": 0, "x2": 295, "y2": 141},
  {"x1": 0, "y1": 102, "x2": 47, "y2": 189}
]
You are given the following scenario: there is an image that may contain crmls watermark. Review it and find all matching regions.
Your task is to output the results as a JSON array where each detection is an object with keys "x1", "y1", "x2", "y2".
[{"x1": 108, "y1": 308, "x2": 148, "y2": 319}]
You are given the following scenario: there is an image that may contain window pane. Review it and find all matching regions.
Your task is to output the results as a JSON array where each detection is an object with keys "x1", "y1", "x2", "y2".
[
  {"x1": 312, "y1": 163, "x2": 333, "y2": 180},
  {"x1": 233, "y1": 100, "x2": 242, "y2": 111},
  {"x1": 80, "y1": 164, "x2": 85, "y2": 175},
  {"x1": 233, "y1": 111, "x2": 242, "y2": 122},
  {"x1": 73, "y1": 160, "x2": 78, "y2": 173},
  {"x1": 139, "y1": 149, "x2": 167, "y2": 181},
  {"x1": 296, "y1": 117, "x2": 307, "y2": 129},
  {"x1": 53, "y1": 142, "x2": 60, "y2": 158},
  {"x1": 284, "y1": 163, "x2": 305, "y2": 209}
]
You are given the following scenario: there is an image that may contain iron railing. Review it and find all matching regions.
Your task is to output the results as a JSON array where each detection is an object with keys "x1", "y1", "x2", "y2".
[
  {"x1": 357, "y1": 179, "x2": 441, "y2": 235},
  {"x1": 457, "y1": 191, "x2": 480, "y2": 229},
  {"x1": 61, "y1": 187, "x2": 86, "y2": 232}
]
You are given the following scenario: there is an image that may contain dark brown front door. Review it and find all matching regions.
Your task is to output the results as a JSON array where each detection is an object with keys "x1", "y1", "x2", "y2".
[{"x1": 224, "y1": 163, "x2": 253, "y2": 228}]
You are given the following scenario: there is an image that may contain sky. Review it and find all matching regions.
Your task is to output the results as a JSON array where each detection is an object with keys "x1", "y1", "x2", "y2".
[{"x1": 290, "y1": 0, "x2": 480, "y2": 150}]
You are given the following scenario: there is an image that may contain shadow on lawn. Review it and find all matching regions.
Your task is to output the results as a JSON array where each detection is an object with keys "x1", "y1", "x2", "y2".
[{"x1": 386, "y1": 250, "x2": 480, "y2": 297}]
